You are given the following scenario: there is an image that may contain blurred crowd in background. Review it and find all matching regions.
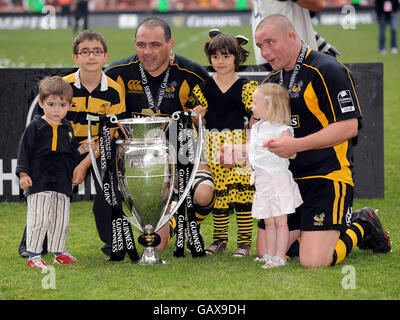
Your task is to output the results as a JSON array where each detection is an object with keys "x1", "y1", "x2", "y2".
[{"x1": 0, "y1": 0, "x2": 377, "y2": 13}]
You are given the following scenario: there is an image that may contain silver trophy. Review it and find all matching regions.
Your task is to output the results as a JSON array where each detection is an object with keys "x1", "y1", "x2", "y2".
[{"x1": 87, "y1": 112, "x2": 203, "y2": 264}]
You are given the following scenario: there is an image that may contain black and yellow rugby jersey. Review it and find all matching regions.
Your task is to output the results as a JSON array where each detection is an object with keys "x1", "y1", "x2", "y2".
[
  {"x1": 63, "y1": 71, "x2": 125, "y2": 144},
  {"x1": 16, "y1": 116, "x2": 80, "y2": 197},
  {"x1": 105, "y1": 54, "x2": 209, "y2": 117},
  {"x1": 264, "y1": 50, "x2": 362, "y2": 185}
]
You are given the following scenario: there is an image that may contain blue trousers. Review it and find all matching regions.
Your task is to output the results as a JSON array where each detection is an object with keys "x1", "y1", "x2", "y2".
[{"x1": 378, "y1": 16, "x2": 398, "y2": 50}]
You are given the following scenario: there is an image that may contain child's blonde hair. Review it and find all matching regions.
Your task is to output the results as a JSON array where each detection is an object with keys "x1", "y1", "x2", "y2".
[{"x1": 256, "y1": 83, "x2": 291, "y2": 126}]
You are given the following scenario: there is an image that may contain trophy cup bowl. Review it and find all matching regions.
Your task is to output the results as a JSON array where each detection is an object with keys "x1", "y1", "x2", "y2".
[{"x1": 87, "y1": 112, "x2": 203, "y2": 265}]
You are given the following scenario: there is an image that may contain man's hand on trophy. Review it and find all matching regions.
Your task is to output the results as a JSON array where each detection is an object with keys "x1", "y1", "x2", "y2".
[{"x1": 92, "y1": 139, "x2": 100, "y2": 159}]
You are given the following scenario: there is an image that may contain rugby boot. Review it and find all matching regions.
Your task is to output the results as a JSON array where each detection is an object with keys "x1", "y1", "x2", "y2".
[{"x1": 352, "y1": 206, "x2": 391, "y2": 253}]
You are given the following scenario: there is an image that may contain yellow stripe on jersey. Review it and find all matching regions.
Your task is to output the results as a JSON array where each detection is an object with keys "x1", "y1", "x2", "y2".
[
  {"x1": 332, "y1": 180, "x2": 340, "y2": 224},
  {"x1": 296, "y1": 169, "x2": 354, "y2": 186},
  {"x1": 338, "y1": 182, "x2": 346, "y2": 224},
  {"x1": 116, "y1": 75, "x2": 126, "y2": 98},
  {"x1": 74, "y1": 124, "x2": 99, "y2": 142},
  {"x1": 304, "y1": 82, "x2": 329, "y2": 128},
  {"x1": 303, "y1": 63, "x2": 336, "y2": 122},
  {"x1": 302, "y1": 83, "x2": 354, "y2": 185},
  {"x1": 179, "y1": 80, "x2": 190, "y2": 109},
  {"x1": 333, "y1": 140, "x2": 351, "y2": 169},
  {"x1": 172, "y1": 62, "x2": 207, "y2": 81},
  {"x1": 48, "y1": 123, "x2": 61, "y2": 151},
  {"x1": 332, "y1": 181, "x2": 346, "y2": 225},
  {"x1": 70, "y1": 97, "x2": 87, "y2": 112}
]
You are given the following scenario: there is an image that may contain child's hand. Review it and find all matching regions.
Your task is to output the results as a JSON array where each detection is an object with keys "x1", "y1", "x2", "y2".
[
  {"x1": 192, "y1": 105, "x2": 206, "y2": 124},
  {"x1": 264, "y1": 136, "x2": 297, "y2": 159},
  {"x1": 19, "y1": 174, "x2": 32, "y2": 190},
  {"x1": 193, "y1": 105, "x2": 206, "y2": 117},
  {"x1": 219, "y1": 144, "x2": 236, "y2": 168},
  {"x1": 262, "y1": 139, "x2": 271, "y2": 148},
  {"x1": 78, "y1": 139, "x2": 96, "y2": 155}
]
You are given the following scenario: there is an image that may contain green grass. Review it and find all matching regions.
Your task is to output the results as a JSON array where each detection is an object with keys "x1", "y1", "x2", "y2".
[
  {"x1": 1, "y1": 200, "x2": 399, "y2": 300},
  {"x1": 1, "y1": 23, "x2": 399, "y2": 300}
]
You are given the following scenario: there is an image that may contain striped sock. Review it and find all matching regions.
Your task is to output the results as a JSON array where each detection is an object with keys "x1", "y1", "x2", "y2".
[
  {"x1": 331, "y1": 220, "x2": 372, "y2": 266},
  {"x1": 236, "y1": 211, "x2": 252, "y2": 246},
  {"x1": 213, "y1": 211, "x2": 229, "y2": 242}
]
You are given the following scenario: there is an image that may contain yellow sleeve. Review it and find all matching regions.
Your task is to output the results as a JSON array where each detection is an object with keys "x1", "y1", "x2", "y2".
[
  {"x1": 242, "y1": 80, "x2": 258, "y2": 112},
  {"x1": 185, "y1": 84, "x2": 208, "y2": 111}
]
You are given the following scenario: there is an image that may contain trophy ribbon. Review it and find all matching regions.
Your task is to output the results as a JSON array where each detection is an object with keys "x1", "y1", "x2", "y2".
[
  {"x1": 173, "y1": 112, "x2": 206, "y2": 258},
  {"x1": 87, "y1": 114, "x2": 139, "y2": 262}
]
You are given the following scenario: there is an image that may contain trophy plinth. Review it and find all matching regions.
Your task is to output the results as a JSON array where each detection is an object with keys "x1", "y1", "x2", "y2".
[{"x1": 136, "y1": 225, "x2": 166, "y2": 264}]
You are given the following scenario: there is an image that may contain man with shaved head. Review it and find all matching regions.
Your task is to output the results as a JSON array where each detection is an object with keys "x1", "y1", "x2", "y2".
[
  {"x1": 253, "y1": 14, "x2": 391, "y2": 268},
  {"x1": 251, "y1": 0, "x2": 341, "y2": 65}
]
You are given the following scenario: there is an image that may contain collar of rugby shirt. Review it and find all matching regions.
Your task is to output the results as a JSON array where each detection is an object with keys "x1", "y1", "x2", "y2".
[{"x1": 73, "y1": 69, "x2": 108, "y2": 92}]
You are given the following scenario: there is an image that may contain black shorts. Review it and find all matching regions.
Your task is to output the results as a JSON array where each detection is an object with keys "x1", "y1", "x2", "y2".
[{"x1": 258, "y1": 178, "x2": 353, "y2": 232}]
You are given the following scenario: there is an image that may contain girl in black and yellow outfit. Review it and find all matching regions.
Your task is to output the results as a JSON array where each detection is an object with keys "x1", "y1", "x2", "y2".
[{"x1": 186, "y1": 30, "x2": 258, "y2": 257}]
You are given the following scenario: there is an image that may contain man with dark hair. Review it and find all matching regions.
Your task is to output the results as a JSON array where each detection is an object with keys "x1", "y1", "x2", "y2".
[{"x1": 105, "y1": 17, "x2": 215, "y2": 252}]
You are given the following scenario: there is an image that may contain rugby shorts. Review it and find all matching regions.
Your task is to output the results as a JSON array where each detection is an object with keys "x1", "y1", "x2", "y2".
[{"x1": 258, "y1": 178, "x2": 353, "y2": 232}]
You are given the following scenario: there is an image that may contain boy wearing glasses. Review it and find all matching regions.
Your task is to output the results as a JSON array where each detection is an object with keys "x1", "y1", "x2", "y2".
[{"x1": 63, "y1": 30, "x2": 126, "y2": 257}]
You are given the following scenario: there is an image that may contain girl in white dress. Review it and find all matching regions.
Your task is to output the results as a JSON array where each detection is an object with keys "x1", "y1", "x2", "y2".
[{"x1": 220, "y1": 83, "x2": 303, "y2": 268}]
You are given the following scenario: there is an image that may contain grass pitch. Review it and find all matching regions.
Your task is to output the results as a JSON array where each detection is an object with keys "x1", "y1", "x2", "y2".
[{"x1": 0, "y1": 23, "x2": 399, "y2": 301}]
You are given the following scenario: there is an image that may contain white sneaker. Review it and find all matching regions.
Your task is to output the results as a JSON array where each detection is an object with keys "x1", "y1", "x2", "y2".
[
  {"x1": 261, "y1": 256, "x2": 287, "y2": 269},
  {"x1": 379, "y1": 49, "x2": 387, "y2": 55},
  {"x1": 27, "y1": 256, "x2": 48, "y2": 270},
  {"x1": 391, "y1": 48, "x2": 398, "y2": 54},
  {"x1": 253, "y1": 254, "x2": 272, "y2": 263}
]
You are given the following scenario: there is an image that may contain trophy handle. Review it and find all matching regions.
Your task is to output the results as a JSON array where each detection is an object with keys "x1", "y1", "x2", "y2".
[
  {"x1": 155, "y1": 111, "x2": 204, "y2": 231},
  {"x1": 86, "y1": 114, "x2": 118, "y2": 190}
]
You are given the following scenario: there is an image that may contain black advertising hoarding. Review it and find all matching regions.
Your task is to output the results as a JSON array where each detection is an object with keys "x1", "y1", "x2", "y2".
[{"x1": 0, "y1": 63, "x2": 383, "y2": 202}]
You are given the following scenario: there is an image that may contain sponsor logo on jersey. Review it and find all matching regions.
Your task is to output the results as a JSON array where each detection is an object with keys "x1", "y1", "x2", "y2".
[
  {"x1": 290, "y1": 81, "x2": 303, "y2": 98},
  {"x1": 127, "y1": 80, "x2": 143, "y2": 93},
  {"x1": 338, "y1": 90, "x2": 355, "y2": 113},
  {"x1": 291, "y1": 115, "x2": 300, "y2": 128}
]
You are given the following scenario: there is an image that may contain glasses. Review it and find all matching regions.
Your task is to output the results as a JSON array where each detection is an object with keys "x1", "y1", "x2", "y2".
[{"x1": 77, "y1": 48, "x2": 104, "y2": 57}]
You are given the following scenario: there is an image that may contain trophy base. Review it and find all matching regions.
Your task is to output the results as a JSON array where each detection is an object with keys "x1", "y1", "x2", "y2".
[{"x1": 136, "y1": 247, "x2": 167, "y2": 265}]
